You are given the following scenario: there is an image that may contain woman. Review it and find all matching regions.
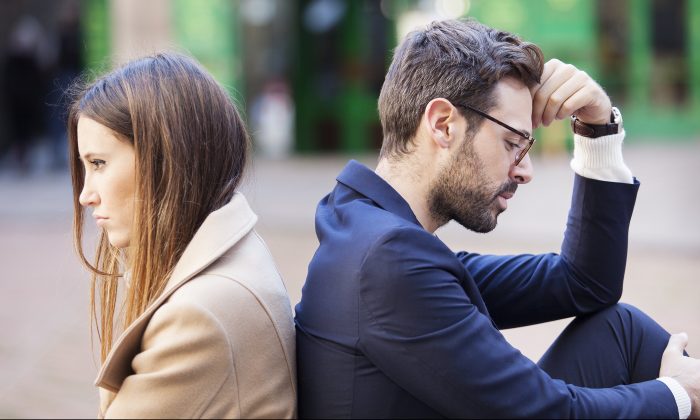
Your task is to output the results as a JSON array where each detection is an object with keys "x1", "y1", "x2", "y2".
[{"x1": 68, "y1": 53, "x2": 296, "y2": 418}]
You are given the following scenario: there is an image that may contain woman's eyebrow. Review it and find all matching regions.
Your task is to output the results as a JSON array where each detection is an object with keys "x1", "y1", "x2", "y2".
[{"x1": 79, "y1": 152, "x2": 105, "y2": 160}]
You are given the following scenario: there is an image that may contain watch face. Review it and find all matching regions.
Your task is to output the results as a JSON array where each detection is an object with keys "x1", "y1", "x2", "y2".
[{"x1": 611, "y1": 107, "x2": 622, "y2": 124}]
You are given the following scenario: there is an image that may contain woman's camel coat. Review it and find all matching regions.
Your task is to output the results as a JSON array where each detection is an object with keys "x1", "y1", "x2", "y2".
[{"x1": 95, "y1": 193, "x2": 296, "y2": 418}]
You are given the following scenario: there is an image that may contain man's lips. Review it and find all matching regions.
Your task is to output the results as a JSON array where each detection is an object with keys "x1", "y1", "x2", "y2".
[{"x1": 494, "y1": 183, "x2": 517, "y2": 210}]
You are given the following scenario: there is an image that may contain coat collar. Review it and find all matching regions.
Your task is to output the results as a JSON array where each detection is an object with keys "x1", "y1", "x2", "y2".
[
  {"x1": 336, "y1": 160, "x2": 422, "y2": 227},
  {"x1": 94, "y1": 192, "x2": 258, "y2": 392}
]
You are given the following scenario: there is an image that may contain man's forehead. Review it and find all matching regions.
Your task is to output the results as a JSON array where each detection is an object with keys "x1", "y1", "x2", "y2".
[
  {"x1": 493, "y1": 78, "x2": 533, "y2": 104},
  {"x1": 491, "y1": 79, "x2": 533, "y2": 133}
]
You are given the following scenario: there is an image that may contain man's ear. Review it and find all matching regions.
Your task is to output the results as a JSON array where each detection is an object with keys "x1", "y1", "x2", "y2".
[{"x1": 423, "y1": 98, "x2": 461, "y2": 149}]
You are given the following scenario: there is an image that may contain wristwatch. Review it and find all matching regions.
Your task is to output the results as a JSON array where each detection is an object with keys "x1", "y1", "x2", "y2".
[{"x1": 570, "y1": 107, "x2": 622, "y2": 138}]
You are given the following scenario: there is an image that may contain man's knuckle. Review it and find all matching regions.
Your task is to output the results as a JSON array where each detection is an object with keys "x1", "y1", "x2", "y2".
[
  {"x1": 560, "y1": 103, "x2": 575, "y2": 117},
  {"x1": 549, "y1": 93, "x2": 563, "y2": 105},
  {"x1": 533, "y1": 96, "x2": 546, "y2": 109}
]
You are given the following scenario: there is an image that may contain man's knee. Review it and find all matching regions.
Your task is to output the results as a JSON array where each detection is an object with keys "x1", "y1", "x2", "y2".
[
  {"x1": 575, "y1": 303, "x2": 657, "y2": 335},
  {"x1": 614, "y1": 302, "x2": 644, "y2": 318},
  {"x1": 591, "y1": 303, "x2": 670, "y2": 345},
  {"x1": 594, "y1": 302, "x2": 645, "y2": 322}
]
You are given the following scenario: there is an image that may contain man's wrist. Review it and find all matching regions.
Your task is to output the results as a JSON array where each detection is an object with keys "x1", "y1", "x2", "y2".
[
  {"x1": 569, "y1": 130, "x2": 633, "y2": 184},
  {"x1": 658, "y1": 377, "x2": 692, "y2": 419},
  {"x1": 571, "y1": 107, "x2": 622, "y2": 138}
]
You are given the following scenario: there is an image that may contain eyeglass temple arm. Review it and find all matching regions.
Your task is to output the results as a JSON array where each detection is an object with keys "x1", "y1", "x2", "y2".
[{"x1": 461, "y1": 104, "x2": 534, "y2": 141}]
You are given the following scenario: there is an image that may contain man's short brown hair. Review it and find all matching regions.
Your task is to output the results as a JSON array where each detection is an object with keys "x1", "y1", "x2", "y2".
[{"x1": 378, "y1": 19, "x2": 544, "y2": 159}]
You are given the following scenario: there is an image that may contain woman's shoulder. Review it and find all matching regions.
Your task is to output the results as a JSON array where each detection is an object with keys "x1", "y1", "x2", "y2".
[
  {"x1": 169, "y1": 268, "x2": 289, "y2": 321},
  {"x1": 167, "y1": 229, "x2": 293, "y2": 331},
  {"x1": 201, "y1": 229, "x2": 290, "y2": 304}
]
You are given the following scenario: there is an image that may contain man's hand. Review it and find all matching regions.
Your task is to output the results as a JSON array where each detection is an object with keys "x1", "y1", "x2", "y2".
[
  {"x1": 530, "y1": 58, "x2": 612, "y2": 128},
  {"x1": 661, "y1": 333, "x2": 700, "y2": 418}
]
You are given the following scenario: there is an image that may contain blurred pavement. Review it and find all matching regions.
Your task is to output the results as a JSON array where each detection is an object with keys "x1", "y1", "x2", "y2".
[{"x1": 0, "y1": 141, "x2": 698, "y2": 418}]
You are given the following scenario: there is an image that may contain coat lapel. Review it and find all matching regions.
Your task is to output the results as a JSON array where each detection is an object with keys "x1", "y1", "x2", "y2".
[{"x1": 94, "y1": 193, "x2": 258, "y2": 392}]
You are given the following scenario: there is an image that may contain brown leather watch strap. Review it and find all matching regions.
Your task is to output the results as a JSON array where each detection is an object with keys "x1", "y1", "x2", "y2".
[{"x1": 570, "y1": 108, "x2": 621, "y2": 138}]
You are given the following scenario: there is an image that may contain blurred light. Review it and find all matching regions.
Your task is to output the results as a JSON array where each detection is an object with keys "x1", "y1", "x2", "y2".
[
  {"x1": 418, "y1": 0, "x2": 436, "y2": 12},
  {"x1": 303, "y1": 0, "x2": 347, "y2": 33},
  {"x1": 241, "y1": 0, "x2": 277, "y2": 26},
  {"x1": 396, "y1": 10, "x2": 436, "y2": 40},
  {"x1": 9, "y1": 15, "x2": 42, "y2": 52},
  {"x1": 251, "y1": 81, "x2": 294, "y2": 159},
  {"x1": 393, "y1": 0, "x2": 471, "y2": 40},
  {"x1": 481, "y1": 0, "x2": 525, "y2": 32},
  {"x1": 436, "y1": 0, "x2": 470, "y2": 19}
]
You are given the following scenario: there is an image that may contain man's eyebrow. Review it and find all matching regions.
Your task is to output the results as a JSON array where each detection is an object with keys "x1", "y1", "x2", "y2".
[{"x1": 500, "y1": 126, "x2": 532, "y2": 139}]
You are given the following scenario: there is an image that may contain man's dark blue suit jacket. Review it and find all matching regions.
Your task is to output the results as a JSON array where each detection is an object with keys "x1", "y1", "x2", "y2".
[{"x1": 295, "y1": 160, "x2": 676, "y2": 418}]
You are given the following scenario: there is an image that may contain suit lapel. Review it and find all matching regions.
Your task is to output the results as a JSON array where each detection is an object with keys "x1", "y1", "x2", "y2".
[{"x1": 336, "y1": 160, "x2": 494, "y2": 323}]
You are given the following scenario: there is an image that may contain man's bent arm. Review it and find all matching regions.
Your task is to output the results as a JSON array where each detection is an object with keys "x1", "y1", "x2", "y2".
[
  {"x1": 459, "y1": 174, "x2": 638, "y2": 328},
  {"x1": 459, "y1": 126, "x2": 638, "y2": 328},
  {"x1": 358, "y1": 227, "x2": 678, "y2": 418}
]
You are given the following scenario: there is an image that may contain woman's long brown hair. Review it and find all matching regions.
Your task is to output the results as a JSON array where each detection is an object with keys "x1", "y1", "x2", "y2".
[{"x1": 67, "y1": 53, "x2": 250, "y2": 362}]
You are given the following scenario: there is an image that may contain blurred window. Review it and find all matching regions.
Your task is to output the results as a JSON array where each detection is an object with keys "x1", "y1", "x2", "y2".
[
  {"x1": 650, "y1": 0, "x2": 688, "y2": 106},
  {"x1": 596, "y1": 0, "x2": 629, "y2": 103}
]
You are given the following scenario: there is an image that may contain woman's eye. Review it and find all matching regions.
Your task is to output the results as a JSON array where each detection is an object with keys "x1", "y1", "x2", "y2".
[{"x1": 90, "y1": 159, "x2": 106, "y2": 169}]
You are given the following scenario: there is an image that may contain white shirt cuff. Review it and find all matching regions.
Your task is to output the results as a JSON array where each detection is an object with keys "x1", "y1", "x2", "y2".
[
  {"x1": 569, "y1": 130, "x2": 634, "y2": 184},
  {"x1": 658, "y1": 376, "x2": 692, "y2": 419}
]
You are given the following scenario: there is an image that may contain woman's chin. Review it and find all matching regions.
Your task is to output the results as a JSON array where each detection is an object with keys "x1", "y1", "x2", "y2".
[{"x1": 106, "y1": 231, "x2": 130, "y2": 249}]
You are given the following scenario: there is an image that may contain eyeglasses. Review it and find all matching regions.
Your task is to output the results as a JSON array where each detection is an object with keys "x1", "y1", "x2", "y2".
[{"x1": 454, "y1": 103, "x2": 535, "y2": 166}]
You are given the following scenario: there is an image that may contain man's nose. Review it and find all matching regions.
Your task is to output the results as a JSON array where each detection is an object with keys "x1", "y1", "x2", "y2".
[{"x1": 510, "y1": 154, "x2": 533, "y2": 184}]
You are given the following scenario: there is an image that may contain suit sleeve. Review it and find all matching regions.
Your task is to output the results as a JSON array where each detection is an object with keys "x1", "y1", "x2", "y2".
[
  {"x1": 458, "y1": 175, "x2": 640, "y2": 328},
  {"x1": 103, "y1": 301, "x2": 236, "y2": 419},
  {"x1": 357, "y1": 226, "x2": 676, "y2": 419}
]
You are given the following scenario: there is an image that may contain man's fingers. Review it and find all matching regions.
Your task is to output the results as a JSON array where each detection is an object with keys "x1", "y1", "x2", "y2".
[
  {"x1": 529, "y1": 58, "x2": 558, "y2": 96},
  {"x1": 554, "y1": 84, "x2": 595, "y2": 121},
  {"x1": 529, "y1": 59, "x2": 559, "y2": 114},
  {"x1": 666, "y1": 332, "x2": 689, "y2": 355},
  {"x1": 531, "y1": 62, "x2": 577, "y2": 127},
  {"x1": 541, "y1": 72, "x2": 588, "y2": 126}
]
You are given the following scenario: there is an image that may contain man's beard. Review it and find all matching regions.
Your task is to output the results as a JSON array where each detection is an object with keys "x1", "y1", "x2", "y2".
[{"x1": 428, "y1": 138, "x2": 517, "y2": 233}]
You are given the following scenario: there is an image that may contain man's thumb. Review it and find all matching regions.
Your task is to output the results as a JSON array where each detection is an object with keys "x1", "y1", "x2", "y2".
[{"x1": 666, "y1": 332, "x2": 689, "y2": 354}]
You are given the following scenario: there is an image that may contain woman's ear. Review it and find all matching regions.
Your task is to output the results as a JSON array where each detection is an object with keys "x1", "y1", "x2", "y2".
[{"x1": 423, "y1": 98, "x2": 460, "y2": 149}]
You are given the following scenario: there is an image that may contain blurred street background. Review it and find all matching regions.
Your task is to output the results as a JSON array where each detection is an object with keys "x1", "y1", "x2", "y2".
[{"x1": 0, "y1": 0, "x2": 698, "y2": 418}]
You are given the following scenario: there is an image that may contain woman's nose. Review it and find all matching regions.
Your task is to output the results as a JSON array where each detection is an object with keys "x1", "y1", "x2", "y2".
[{"x1": 79, "y1": 183, "x2": 99, "y2": 207}]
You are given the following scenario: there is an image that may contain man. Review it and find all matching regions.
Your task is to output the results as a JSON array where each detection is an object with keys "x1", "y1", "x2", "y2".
[{"x1": 295, "y1": 19, "x2": 700, "y2": 418}]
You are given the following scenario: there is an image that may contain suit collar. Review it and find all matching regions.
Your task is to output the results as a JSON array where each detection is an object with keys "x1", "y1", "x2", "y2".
[
  {"x1": 337, "y1": 161, "x2": 492, "y2": 321},
  {"x1": 95, "y1": 192, "x2": 257, "y2": 392},
  {"x1": 337, "y1": 160, "x2": 422, "y2": 228}
]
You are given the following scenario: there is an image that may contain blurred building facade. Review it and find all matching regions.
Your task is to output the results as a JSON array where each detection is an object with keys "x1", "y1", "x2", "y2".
[{"x1": 1, "y1": 0, "x2": 698, "y2": 163}]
